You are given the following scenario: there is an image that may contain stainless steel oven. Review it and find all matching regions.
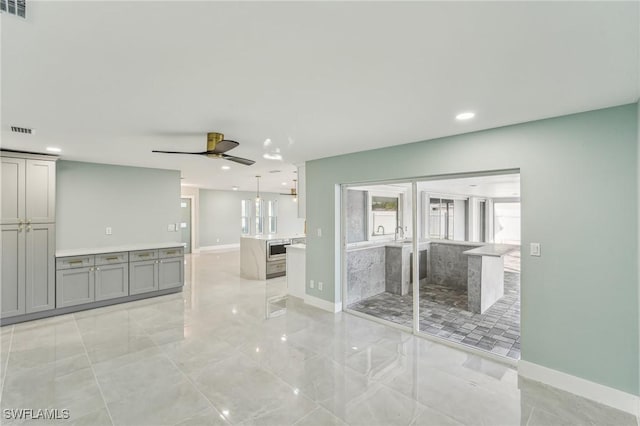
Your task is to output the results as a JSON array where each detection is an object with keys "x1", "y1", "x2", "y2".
[{"x1": 266, "y1": 239, "x2": 291, "y2": 261}]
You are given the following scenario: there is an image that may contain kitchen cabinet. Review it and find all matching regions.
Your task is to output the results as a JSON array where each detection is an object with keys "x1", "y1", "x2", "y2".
[
  {"x1": 158, "y1": 247, "x2": 184, "y2": 290},
  {"x1": 130, "y1": 258, "x2": 159, "y2": 295},
  {"x1": 1, "y1": 152, "x2": 57, "y2": 319},
  {"x1": 56, "y1": 255, "x2": 95, "y2": 308},
  {"x1": 95, "y1": 252, "x2": 129, "y2": 301}
]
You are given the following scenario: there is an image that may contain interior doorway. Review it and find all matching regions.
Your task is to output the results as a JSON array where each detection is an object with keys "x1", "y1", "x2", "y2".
[
  {"x1": 341, "y1": 170, "x2": 521, "y2": 362},
  {"x1": 180, "y1": 198, "x2": 192, "y2": 254}
]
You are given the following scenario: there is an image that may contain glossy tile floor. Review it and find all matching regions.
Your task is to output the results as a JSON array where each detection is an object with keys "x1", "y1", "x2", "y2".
[{"x1": 0, "y1": 250, "x2": 635, "y2": 426}]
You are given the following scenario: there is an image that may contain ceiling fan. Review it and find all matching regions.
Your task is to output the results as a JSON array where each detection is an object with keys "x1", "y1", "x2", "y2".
[
  {"x1": 152, "y1": 132, "x2": 255, "y2": 166},
  {"x1": 280, "y1": 179, "x2": 298, "y2": 200}
]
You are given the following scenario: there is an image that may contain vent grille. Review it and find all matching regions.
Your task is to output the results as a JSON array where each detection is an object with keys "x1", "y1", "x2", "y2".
[
  {"x1": 11, "y1": 126, "x2": 33, "y2": 134},
  {"x1": 1, "y1": 0, "x2": 26, "y2": 18}
]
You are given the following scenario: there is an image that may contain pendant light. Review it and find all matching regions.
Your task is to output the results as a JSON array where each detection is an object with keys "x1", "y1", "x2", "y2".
[{"x1": 255, "y1": 175, "x2": 261, "y2": 201}]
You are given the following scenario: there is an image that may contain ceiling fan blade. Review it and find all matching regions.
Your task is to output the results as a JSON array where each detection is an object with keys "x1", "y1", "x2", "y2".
[
  {"x1": 221, "y1": 154, "x2": 255, "y2": 166},
  {"x1": 152, "y1": 150, "x2": 207, "y2": 155},
  {"x1": 208, "y1": 139, "x2": 239, "y2": 154}
]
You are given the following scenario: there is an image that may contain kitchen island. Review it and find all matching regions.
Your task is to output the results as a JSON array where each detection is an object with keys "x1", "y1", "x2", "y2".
[
  {"x1": 240, "y1": 234, "x2": 305, "y2": 280},
  {"x1": 464, "y1": 244, "x2": 518, "y2": 313}
]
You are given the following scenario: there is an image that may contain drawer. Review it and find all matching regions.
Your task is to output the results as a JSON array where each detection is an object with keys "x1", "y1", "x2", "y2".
[
  {"x1": 95, "y1": 252, "x2": 128, "y2": 265},
  {"x1": 130, "y1": 249, "x2": 158, "y2": 262},
  {"x1": 159, "y1": 247, "x2": 184, "y2": 259},
  {"x1": 56, "y1": 255, "x2": 94, "y2": 270}
]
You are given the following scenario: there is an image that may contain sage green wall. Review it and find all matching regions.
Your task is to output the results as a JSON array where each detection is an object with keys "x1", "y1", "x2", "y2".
[
  {"x1": 56, "y1": 161, "x2": 181, "y2": 250},
  {"x1": 306, "y1": 104, "x2": 639, "y2": 395}
]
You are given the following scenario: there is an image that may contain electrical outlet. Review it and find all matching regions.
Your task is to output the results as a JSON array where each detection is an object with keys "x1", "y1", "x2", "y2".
[
  {"x1": 318, "y1": 282, "x2": 323, "y2": 291},
  {"x1": 310, "y1": 280, "x2": 315, "y2": 289},
  {"x1": 105, "y1": 227, "x2": 112, "y2": 235},
  {"x1": 530, "y1": 243, "x2": 541, "y2": 257}
]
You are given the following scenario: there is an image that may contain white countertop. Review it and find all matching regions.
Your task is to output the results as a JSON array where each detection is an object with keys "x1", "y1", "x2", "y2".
[
  {"x1": 56, "y1": 242, "x2": 184, "y2": 258},
  {"x1": 241, "y1": 234, "x2": 306, "y2": 241},
  {"x1": 463, "y1": 244, "x2": 519, "y2": 257},
  {"x1": 286, "y1": 243, "x2": 306, "y2": 251}
]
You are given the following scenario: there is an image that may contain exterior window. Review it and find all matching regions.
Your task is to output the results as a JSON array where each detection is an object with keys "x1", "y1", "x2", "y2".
[
  {"x1": 255, "y1": 199, "x2": 264, "y2": 235},
  {"x1": 429, "y1": 198, "x2": 454, "y2": 240},
  {"x1": 266, "y1": 200, "x2": 277, "y2": 234},
  {"x1": 371, "y1": 196, "x2": 398, "y2": 236},
  {"x1": 241, "y1": 199, "x2": 252, "y2": 235}
]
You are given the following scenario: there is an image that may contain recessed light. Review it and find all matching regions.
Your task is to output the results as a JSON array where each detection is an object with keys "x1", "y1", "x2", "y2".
[
  {"x1": 263, "y1": 153, "x2": 282, "y2": 161},
  {"x1": 263, "y1": 138, "x2": 272, "y2": 147},
  {"x1": 232, "y1": 186, "x2": 239, "y2": 191},
  {"x1": 282, "y1": 182, "x2": 287, "y2": 186},
  {"x1": 456, "y1": 112, "x2": 475, "y2": 121},
  {"x1": 221, "y1": 165, "x2": 230, "y2": 170},
  {"x1": 46, "y1": 147, "x2": 61, "y2": 153},
  {"x1": 470, "y1": 184, "x2": 478, "y2": 187}
]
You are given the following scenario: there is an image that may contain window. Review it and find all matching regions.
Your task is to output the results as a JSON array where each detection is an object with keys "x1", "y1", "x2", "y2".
[
  {"x1": 371, "y1": 196, "x2": 398, "y2": 236},
  {"x1": 241, "y1": 199, "x2": 252, "y2": 235},
  {"x1": 266, "y1": 200, "x2": 277, "y2": 234},
  {"x1": 429, "y1": 198, "x2": 455, "y2": 240},
  {"x1": 255, "y1": 199, "x2": 264, "y2": 235}
]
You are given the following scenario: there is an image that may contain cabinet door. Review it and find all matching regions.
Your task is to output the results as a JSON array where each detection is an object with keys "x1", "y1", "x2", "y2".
[
  {"x1": 1, "y1": 157, "x2": 26, "y2": 225},
  {"x1": 25, "y1": 223, "x2": 55, "y2": 313},
  {"x1": 56, "y1": 267, "x2": 95, "y2": 308},
  {"x1": 1, "y1": 225, "x2": 25, "y2": 318},
  {"x1": 159, "y1": 257, "x2": 184, "y2": 290},
  {"x1": 25, "y1": 160, "x2": 56, "y2": 223},
  {"x1": 129, "y1": 260, "x2": 158, "y2": 295},
  {"x1": 95, "y1": 263, "x2": 129, "y2": 301}
]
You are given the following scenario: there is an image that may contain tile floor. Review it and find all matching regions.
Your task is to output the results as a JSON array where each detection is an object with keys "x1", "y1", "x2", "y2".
[
  {"x1": 0, "y1": 250, "x2": 635, "y2": 426},
  {"x1": 348, "y1": 271, "x2": 521, "y2": 359}
]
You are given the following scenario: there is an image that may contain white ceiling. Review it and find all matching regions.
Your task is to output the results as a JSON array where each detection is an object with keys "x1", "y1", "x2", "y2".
[{"x1": 2, "y1": 1, "x2": 638, "y2": 192}]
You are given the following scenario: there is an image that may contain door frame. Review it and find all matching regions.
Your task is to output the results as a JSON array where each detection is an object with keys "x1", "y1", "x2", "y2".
[
  {"x1": 339, "y1": 168, "x2": 520, "y2": 366},
  {"x1": 180, "y1": 196, "x2": 196, "y2": 254}
]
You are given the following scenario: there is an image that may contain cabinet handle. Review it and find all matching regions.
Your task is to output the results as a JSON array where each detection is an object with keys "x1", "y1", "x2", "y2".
[
  {"x1": 139, "y1": 253, "x2": 151, "y2": 257},
  {"x1": 69, "y1": 260, "x2": 84, "y2": 265},
  {"x1": 26, "y1": 225, "x2": 32, "y2": 232},
  {"x1": 96, "y1": 267, "x2": 100, "y2": 271},
  {"x1": 166, "y1": 250, "x2": 177, "y2": 255},
  {"x1": 89, "y1": 267, "x2": 94, "y2": 272},
  {"x1": 18, "y1": 225, "x2": 23, "y2": 233},
  {"x1": 105, "y1": 256, "x2": 119, "y2": 261},
  {"x1": 159, "y1": 260, "x2": 163, "y2": 264}
]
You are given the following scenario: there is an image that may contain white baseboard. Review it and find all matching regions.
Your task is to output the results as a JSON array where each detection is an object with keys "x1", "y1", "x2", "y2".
[
  {"x1": 519, "y1": 360, "x2": 639, "y2": 416},
  {"x1": 303, "y1": 294, "x2": 342, "y2": 313},
  {"x1": 198, "y1": 243, "x2": 240, "y2": 252}
]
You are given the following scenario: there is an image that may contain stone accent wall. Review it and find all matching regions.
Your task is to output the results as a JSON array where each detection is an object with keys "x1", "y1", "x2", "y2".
[
  {"x1": 347, "y1": 190, "x2": 367, "y2": 243},
  {"x1": 346, "y1": 246, "x2": 385, "y2": 305},
  {"x1": 429, "y1": 243, "x2": 482, "y2": 289}
]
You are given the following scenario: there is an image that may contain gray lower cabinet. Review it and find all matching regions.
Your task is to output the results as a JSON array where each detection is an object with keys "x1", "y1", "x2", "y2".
[
  {"x1": 95, "y1": 263, "x2": 129, "y2": 301},
  {"x1": 56, "y1": 266, "x2": 95, "y2": 308},
  {"x1": 130, "y1": 259, "x2": 159, "y2": 295},
  {"x1": 159, "y1": 257, "x2": 184, "y2": 290}
]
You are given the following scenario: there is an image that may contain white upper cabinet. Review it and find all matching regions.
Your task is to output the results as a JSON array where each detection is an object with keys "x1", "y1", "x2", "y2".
[{"x1": 1, "y1": 157, "x2": 26, "y2": 224}]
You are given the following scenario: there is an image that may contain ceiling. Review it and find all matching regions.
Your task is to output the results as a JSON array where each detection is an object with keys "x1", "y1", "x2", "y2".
[{"x1": 2, "y1": 1, "x2": 638, "y2": 192}]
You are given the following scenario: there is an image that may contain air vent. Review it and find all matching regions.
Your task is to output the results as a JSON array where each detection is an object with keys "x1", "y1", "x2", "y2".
[
  {"x1": 11, "y1": 126, "x2": 34, "y2": 134},
  {"x1": 1, "y1": 0, "x2": 26, "y2": 18}
]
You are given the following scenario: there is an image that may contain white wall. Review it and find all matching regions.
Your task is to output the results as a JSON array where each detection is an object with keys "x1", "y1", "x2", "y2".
[
  {"x1": 56, "y1": 161, "x2": 181, "y2": 250},
  {"x1": 199, "y1": 189, "x2": 304, "y2": 247}
]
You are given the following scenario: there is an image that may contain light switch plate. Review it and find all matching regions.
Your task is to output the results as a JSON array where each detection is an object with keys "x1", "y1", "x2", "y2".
[
  {"x1": 318, "y1": 282, "x2": 323, "y2": 291},
  {"x1": 317, "y1": 228, "x2": 322, "y2": 237},
  {"x1": 310, "y1": 280, "x2": 315, "y2": 289},
  {"x1": 105, "y1": 227, "x2": 112, "y2": 235},
  {"x1": 168, "y1": 224, "x2": 176, "y2": 232},
  {"x1": 530, "y1": 243, "x2": 541, "y2": 256}
]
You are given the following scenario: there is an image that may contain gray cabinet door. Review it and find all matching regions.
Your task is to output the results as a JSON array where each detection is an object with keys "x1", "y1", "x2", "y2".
[
  {"x1": 1, "y1": 157, "x2": 26, "y2": 225},
  {"x1": 25, "y1": 223, "x2": 55, "y2": 313},
  {"x1": 159, "y1": 257, "x2": 184, "y2": 290},
  {"x1": 130, "y1": 260, "x2": 158, "y2": 295},
  {"x1": 95, "y1": 263, "x2": 129, "y2": 301},
  {"x1": 25, "y1": 160, "x2": 56, "y2": 223},
  {"x1": 56, "y1": 266, "x2": 95, "y2": 308},
  {"x1": 1, "y1": 225, "x2": 25, "y2": 318}
]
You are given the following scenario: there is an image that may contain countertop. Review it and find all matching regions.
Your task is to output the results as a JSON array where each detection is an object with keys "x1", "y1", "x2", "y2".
[
  {"x1": 241, "y1": 234, "x2": 306, "y2": 241},
  {"x1": 56, "y1": 242, "x2": 184, "y2": 258},
  {"x1": 286, "y1": 244, "x2": 306, "y2": 251},
  {"x1": 463, "y1": 244, "x2": 519, "y2": 257}
]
